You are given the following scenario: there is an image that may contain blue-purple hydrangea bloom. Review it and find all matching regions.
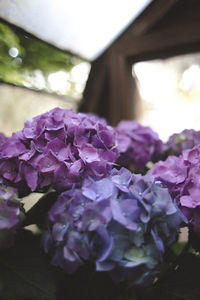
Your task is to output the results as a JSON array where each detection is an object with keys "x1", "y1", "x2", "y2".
[
  {"x1": 149, "y1": 145, "x2": 200, "y2": 234},
  {"x1": 0, "y1": 108, "x2": 119, "y2": 195},
  {"x1": 116, "y1": 121, "x2": 163, "y2": 172},
  {"x1": 43, "y1": 168, "x2": 184, "y2": 286},
  {"x1": 0, "y1": 185, "x2": 24, "y2": 247}
]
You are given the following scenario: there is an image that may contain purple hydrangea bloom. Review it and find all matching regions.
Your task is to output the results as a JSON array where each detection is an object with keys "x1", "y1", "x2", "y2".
[
  {"x1": 115, "y1": 121, "x2": 163, "y2": 172},
  {"x1": 150, "y1": 145, "x2": 200, "y2": 234},
  {"x1": 149, "y1": 155, "x2": 188, "y2": 196},
  {"x1": 164, "y1": 129, "x2": 200, "y2": 157},
  {"x1": 0, "y1": 132, "x2": 8, "y2": 149},
  {"x1": 0, "y1": 108, "x2": 119, "y2": 195},
  {"x1": 0, "y1": 185, "x2": 24, "y2": 247},
  {"x1": 42, "y1": 168, "x2": 184, "y2": 286}
]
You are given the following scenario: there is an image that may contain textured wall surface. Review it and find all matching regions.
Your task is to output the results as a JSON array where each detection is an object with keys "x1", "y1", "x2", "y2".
[{"x1": 0, "y1": 83, "x2": 78, "y2": 136}]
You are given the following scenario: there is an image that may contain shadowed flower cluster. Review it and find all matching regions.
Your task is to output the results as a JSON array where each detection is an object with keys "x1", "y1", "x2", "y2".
[
  {"x1": 164, "y1": 129, "x2": 200, "y2": 157},
  {"x1": 149, "y1": 145, "x2": 200, "y2": 233},
  {"x1": 0, "y1": 108, "x2": 118, "y2": 196},
  {"x1": 43, "y1": 168, "x2": 183, "y2": 286},
  {"x1": 0, "y1": 185, "x2": 24, "y2": 248},
  {"x1": 116, "y1": 121, "x2": 163, "y2": 172}
]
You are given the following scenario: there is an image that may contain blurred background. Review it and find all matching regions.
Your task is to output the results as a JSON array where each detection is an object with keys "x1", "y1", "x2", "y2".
[
  {"x1": 133, "y1": 53, "x2": 200, "y2": 140},
  {"x1": 0, "y1": 19, "x2": 90, "y2": 136},
  {"x1": 0, "y1": 0, "x2": 200, "y2": 141}
]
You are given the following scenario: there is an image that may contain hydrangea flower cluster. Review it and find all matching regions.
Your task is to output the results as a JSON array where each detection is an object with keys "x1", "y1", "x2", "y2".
[
  {"x1": 164, "y1": 129, "x2": 200, "y2": 157},
  {"x1": 116, "y1": 121, "x2": 163, "y2": 172},
  {"x1": 0, "y1": 132, "x2": 7, "y2": 149},
  {"x1": 149, "y1": 145, "x2": 200, "y2": 233},
  {"x1": 0, "y1": 108, "x2": 119, "y2": 195},
  {"x1": 0, "y1": 185, "x2": 24, "y2": 248},
  {"x1": 43, "y1": 168, "x2": 184, "y2": 286}
]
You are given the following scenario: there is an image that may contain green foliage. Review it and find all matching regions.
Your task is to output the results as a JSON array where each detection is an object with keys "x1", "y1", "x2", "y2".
[
  {"x1": 0, "y1": 20, "x2": 86, "y2": 96},
  {"x1": 18, "y1": 35, "x2": 77, "y2": 75},
  {"x1": 0, "y1": 22, "x2": 23, "y2": 83}
]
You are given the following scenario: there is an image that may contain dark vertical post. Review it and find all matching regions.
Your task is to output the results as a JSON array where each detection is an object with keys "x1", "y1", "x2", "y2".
[
  {"x1": 79, "y1": 55, "x2": 107, "y2": 114},
  {"x1": 107, "y1": 52, "x2": 134, "y2": 125},
  {"x1": 80, "y1": 52, "x2": 135, "y2": 126}
]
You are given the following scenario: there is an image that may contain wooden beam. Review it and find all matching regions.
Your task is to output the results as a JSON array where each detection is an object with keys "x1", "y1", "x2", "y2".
[
  {"x1": 80, "y1": 52, "x2": 135, "y2": 125},
  {"x1": 79, "y1": 55, "x2": 107, "y2": 113},
  {"x1": 108, "y1": 0, "x2": 180, "y2": 49},
  {"x1": 106, "y1": 52, "x2": 134, "y2": 125},
  {"x1": 128, "y1": 0, "x2": 180, "y2": 35},
  {"x1": 81, "y1": 0, "x2": 200, "y2": 125},
  {"x1": 81, "y1": 0, "x2": 181, "y2": 123},
  {"x1": 118, "y1": 21, "x2": 200, "y2": 62}
]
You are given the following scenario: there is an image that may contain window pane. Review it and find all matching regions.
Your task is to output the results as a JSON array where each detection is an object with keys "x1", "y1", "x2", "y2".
[{"x1": 133, "y1": 53, "x2": 200, "y2": 140}]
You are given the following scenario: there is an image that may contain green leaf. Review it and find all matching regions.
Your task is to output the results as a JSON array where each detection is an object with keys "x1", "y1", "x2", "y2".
[
  {"x1": 170, "y1": 241, "x2": 187, "y2": 256},
  {"x1": 124, "y1": 246, "x2": 152, "y2": 265},
  {"x1": 0, "y1": 230, "x2": 57, "y2": 300}
]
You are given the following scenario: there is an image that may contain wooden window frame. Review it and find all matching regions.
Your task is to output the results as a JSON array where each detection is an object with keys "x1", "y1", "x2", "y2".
[{"x1": 80, "y1": 0, "x2": 200, "y2": 125}]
